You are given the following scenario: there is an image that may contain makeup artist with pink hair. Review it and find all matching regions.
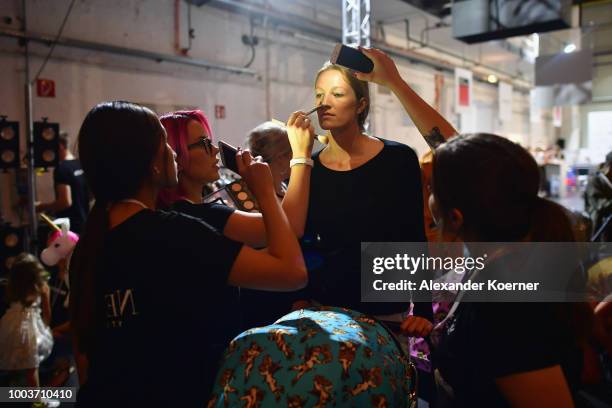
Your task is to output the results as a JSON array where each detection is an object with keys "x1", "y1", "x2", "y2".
[
  {"x1": 158, "y1": 110, "x2": 311, "y2": 248},
  {"x1": 158, "y1": 110, "x2": 264, "y2": 246}
]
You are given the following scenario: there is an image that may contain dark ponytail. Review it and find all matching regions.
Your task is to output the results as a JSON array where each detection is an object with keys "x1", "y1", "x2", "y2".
[
  {"x1": 69, "y1": 101, "x2": 163, "y2": 353},
  {"x1": 69, "y1": 201, "x2": 108, "y2": 353}
]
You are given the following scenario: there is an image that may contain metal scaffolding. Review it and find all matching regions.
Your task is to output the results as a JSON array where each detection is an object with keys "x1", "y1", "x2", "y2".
[
  {"x1": 342, "y1": 0, "x2": 371, "y2": 47},
  {"x1": 342, "y1": 0, "x2": 372, "y2": 131}
]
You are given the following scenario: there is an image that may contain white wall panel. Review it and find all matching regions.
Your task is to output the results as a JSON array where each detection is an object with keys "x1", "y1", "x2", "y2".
[{"x1": 0, "y1": 0, "x2": 544, "y2": 225}]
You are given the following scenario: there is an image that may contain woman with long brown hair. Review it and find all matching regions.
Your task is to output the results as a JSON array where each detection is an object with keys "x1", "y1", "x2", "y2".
[{"x1": 69, "y1": 101, "x2": 306, "y2": 406}]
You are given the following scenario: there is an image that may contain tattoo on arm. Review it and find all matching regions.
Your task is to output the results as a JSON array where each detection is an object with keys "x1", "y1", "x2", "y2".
[{"x1": 424, "y1": 127, "x2": 446, "y2": 149}]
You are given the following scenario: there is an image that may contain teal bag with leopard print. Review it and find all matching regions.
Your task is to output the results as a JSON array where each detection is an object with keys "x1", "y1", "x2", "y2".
[{"x1": 208, "y1": 306, "x2": 416, "y2": 408}]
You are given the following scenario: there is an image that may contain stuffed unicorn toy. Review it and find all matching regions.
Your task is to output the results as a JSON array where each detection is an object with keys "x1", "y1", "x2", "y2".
[{"x1": 40, "y1": 215, "x2": 79, "y2": 266}]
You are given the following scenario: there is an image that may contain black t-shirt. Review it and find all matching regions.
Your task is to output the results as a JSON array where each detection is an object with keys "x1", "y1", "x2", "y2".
[
  {"x1": 434, "y1": 254, "x2": 582, "y2": 407},
  {"x1": 77, "y1": 210, "x2": 242, "y2": 407},
  {"x1": 170, "y1": 199, "x2": 242, "y2": 351},
  {"x1": 171, "y1": 200, "x2": 235, "y2": 232},
  {"x1": 302, "y1": 138, "x2": 429, "y2": 317},
  {"x1": 54, "y1": 159, "x2": 89, "y2": 234}
]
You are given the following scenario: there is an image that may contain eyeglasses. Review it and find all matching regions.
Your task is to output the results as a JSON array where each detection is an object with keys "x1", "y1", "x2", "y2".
[{"x1": 187, "y1": 137, "x2": 213, "y2": 152}]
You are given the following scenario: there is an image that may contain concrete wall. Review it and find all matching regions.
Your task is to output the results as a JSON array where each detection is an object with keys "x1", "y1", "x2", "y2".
[{"x1": 0, "y1": 0, "x2": 551, "y2": 225}]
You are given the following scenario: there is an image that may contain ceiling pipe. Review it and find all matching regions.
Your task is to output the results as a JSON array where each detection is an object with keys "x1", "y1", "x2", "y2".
[
  {"x1": 0, "y1": 27, "x2": 257, "y2": 76},
  {"x1": 204, "y1": 0, "x2": 531, "y2": 91}
]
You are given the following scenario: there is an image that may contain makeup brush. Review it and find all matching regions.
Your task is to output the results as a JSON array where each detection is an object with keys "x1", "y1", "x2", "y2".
[{"x1": 304, "y1": 104, "x2": 330, "y2": 115}]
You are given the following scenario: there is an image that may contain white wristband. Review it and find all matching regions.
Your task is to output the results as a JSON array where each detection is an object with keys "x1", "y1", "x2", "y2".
[{"x1": 290, "y1": 157, "x2": 314, "y2": 168}]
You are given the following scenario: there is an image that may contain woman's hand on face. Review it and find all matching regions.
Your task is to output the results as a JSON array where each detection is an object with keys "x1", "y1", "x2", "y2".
[
  {"x1": 287, "y1": 111, "x2": 315, "y2": 158},
  {"x1": 236, "y1": 149, "x2": 275, "y2": 199},
  {"x1": 400, "y1": 315, "x2": 433, "y2": 337},
  {"x1": 354, "y1": 47, "x2": 402, "y2": 89}
]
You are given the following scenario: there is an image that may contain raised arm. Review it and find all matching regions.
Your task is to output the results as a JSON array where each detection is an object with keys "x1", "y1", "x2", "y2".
[
  {"x1": 222, "y1": 112, "x2": 315, "y2": 246},
  {"x1": 222, "y1": 211, "x2": 267, "y2": 248},
  {"x1": 280, "y1": 111, "x2": 316, "y2": 238},
  {"x1": 224, "y1": 114, "x2": 314, "y2": 246},
  {"x1": 355, "y1": 47, "x2": 457, "y2": 150},
  {"x1": 227, "y1": 150, "x2": 307, "y2": 291}
]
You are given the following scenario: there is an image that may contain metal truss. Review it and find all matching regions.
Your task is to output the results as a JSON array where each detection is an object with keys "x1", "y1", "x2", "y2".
[{"x1": 342, "y1": 0, "x2": 371, "y2": 47}]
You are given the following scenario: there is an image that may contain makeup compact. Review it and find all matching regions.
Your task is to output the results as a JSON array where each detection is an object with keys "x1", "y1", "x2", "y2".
[{"x1": 203, "y1": 175, "x2": 260, "y2": 213}]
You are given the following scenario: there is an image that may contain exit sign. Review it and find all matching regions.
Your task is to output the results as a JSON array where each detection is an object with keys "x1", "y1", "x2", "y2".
[{"x1": 36, "y1": 79, "x2": 56, "y2": 98}]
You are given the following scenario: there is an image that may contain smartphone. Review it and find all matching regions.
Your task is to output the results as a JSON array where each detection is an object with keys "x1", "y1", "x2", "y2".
[
  {"x1": 218, "y1": 140, "x2": 239, "y2": 174},
  {"x1": 330, "y1": 43, "x2": 374, "y2": 73}
]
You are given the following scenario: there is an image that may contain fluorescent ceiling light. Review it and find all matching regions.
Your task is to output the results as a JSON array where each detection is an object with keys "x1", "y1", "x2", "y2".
[{"x1": 564, "y1": 43, "x2": 576, "y2": 53}]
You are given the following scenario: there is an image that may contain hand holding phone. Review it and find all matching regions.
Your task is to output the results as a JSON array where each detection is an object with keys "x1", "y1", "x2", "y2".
[
  {"x1": 218, "y1": 140, "x2": 239, "y2": 174},
  {"x1": 347, "y1": 47, "x2": 402, "y2": 88},
  {"x1": 330, "y1": 43, "x2": 374, "y2": 73}
]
